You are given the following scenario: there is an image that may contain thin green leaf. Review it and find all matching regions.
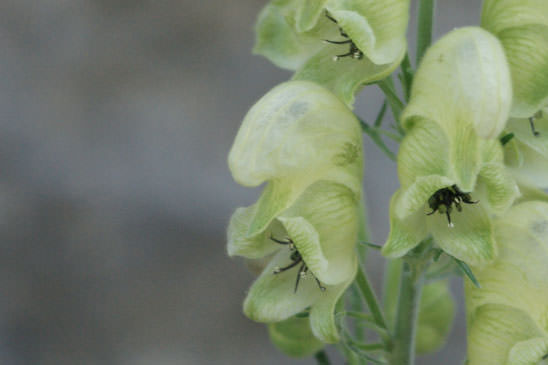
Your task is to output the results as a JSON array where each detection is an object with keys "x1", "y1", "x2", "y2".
[
  {"x1": 377, "y1": 78, "x2": 405, "y2": 127},
  {"x1": 359, "y1": 241, "x2": 383, "y2": 250},
  {"x1": 454, "y1": 258, "x2": 481, "y2": 288},
  {"x1": 374, "y1": 101, "x2": 388, "y2": 127}
]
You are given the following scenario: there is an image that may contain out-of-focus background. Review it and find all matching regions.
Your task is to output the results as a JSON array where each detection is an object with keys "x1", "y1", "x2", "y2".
[{"x1": 0, "y1": 1, "x2": 481, "y2": 364}]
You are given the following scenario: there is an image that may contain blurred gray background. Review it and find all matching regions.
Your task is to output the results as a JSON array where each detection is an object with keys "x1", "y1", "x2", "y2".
[{"x1": 0, "y1": 1, "x2": 481, "y2": 364}]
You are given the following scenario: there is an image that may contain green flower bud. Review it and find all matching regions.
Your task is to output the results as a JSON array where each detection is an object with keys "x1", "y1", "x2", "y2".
[
  {"x1": 465, "y1": 201, "x2": 548, "y2": 364},
  {"x1": 227, "y1": 81, "x2": 363, "y2": 343},
  {"x1": 482, "y1": 0, "x2": 548, "y2": 118},
  {"x1": 416, "y1": 280, "x2": 456, "y2": 354},
  {"x1": 268, "y1": 316, "x2": 324, "y2": 357},
  {"x1": 504, "y1": 109, "x2": 548, "y2": 188},
  {"x1": 382, "y1": 27, "x2": 518, "y2": 266},
  {"x1": 253, "y1": 0, "x2": 410, "y2": 107}
]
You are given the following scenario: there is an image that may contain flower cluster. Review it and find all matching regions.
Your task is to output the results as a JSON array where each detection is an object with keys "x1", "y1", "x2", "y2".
[{"x1": 228, "y1": 0, "x2": 548, "y2": 361}]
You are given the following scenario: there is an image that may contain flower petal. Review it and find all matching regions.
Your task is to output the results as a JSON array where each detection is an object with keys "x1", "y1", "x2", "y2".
[
  {"x1": 477, "y1": 139, "x2": 520, "y2": 213},
  {"x1": 466, "y1": 201, "x2": 548, "y2": 323},
  {"x1": 507, "y1": 337, "x2": 548, "y2": 365},
  {"x1": 227, "y1": 204, "x2": 280, "y2": 258},
  {"x1": 309, "y1": 262, "x2": 357, "y2": 343},
  {"x1": 253, "y1": 0, "x2": 328, "y2": 70},
  {"x1": 382, "y1": 190, "x2": 428, "y2": 258},
  {"x1": 228, "y1": 81, "x2": 362, "y2": 193},
  {"x1": 397, "y1": 120, "x2": 450, "y2": 188},
  {"x1": 467, "y1": 304, "x2": 547, "y2": 365},
  {"x1": 428, "y1": 203, "x2": 496, "y2": 266},
  {"x1": 279, "y1": 180, "x2": 359, "y2": 285},
  {"x1": 482, "y1": 0, "x2": 548, "y2": 117},
  {"x1": 243, "y1": 250, "x2": 323, "y2": 322},
  {"x1": 293, "y1": 47, "x2": 404, "y2": 107},
  {"x1": 402, "y1": 26, "x2": 512, "y2": 139},
  {"x1": 268, "y1": 316, "x2": 325, "y2": 357}
]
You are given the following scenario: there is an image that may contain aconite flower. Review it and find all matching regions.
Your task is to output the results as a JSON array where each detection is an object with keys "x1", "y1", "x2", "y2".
[
  {"x1": 465, "y1": 201, "x2": 548, "y2": 364},
  {"x1": 253, "y1": 0, "x2": 410, "y2": 106},
  {"x1": 227, "y1": 81, "x2": 363, "y2": 343},
  {"x1": 381, "y1": 27, "x2": 518, "y2": 266},
  {"x1": 482, "y1": 0, "x2": 548, "y2": 118},
  {"x1": 504, "y1": 108, "x2": 548, "y2": 189}
]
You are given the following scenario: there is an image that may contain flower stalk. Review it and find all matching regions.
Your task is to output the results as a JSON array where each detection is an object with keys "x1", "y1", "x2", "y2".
[{"x1": 390, "y1": 261, "x2": 423, "y2": 365}]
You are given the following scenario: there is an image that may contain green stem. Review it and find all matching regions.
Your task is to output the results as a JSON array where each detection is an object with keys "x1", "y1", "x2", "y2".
[
  {"x1": 382, "y1": 259, "x2": 403, "y2": 333},
  {"x1": 416, "y1": 0, "x2": 436, "y2": 64},
  {"x1": 359, "y1": 120, "x2": 397, "y2": 161},
  {"x1": 377, "y1": 78, "x2": 404, "y2": 127},
  {"x1": 389, "y1": 262, "x2": 423, "y2": 365},
  {"x1": 355, "y1": 266, "x2": 390, "y2": 345}
]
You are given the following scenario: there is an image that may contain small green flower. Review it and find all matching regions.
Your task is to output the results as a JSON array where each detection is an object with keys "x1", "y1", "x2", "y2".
[
  {"x1": 253, "y1": 0, "x2": 410, "y2": 107},
  {"x1": 267, "y1": 316, "x2": 324, "y2": 357},
  {"x1": 227, "y1": 81, "x2": 363, "y2": 343},
  {"x1": 504, "y1": 108, "x2": 548, "y2": 188},
  {"x1": 382, "y1": 27, "x2": 518, "y2": 266},
  {"x1": 482, "y1": 0, "x2": 548, "y2": 118},
  {"x1": 465, "y1": 201, "x2": 548, "y2": 364}
]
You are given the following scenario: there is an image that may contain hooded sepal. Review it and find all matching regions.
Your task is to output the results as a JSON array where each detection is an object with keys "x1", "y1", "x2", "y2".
[
  {"x1": 402, "y1": 27, "x2": 512, "y2": 140},
  {"x1": 482, "y1": 0, "x2": 548, "y2": 118},
  {"x1": 228, "y1": 81, "x2": 362, "y2": 195}
]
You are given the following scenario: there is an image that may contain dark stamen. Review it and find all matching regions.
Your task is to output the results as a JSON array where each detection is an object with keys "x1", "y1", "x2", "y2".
[
  {"x1": 271, "y1": 234, "x2": 326, "y2": 293},
  {"x1": 427, "y1": 185, "x2": 477, "y2": 227},
  {"x1": 529, "y1": 116, "x2": 540, "y2": 136},
  {"x1": 324, "y1": 10, "x2": 363, "y2": 61}
]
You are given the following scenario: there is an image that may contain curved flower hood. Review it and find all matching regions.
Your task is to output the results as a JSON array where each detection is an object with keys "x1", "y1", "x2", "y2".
[
  {"x1": 482, "y1": 0, "x2": 548, "y2": 118},
  {"x1": 382, "y1": 27, "x2": 518, "y2": 266},
  {"x1": 253, "y1": 0, "x2": 410, "y2": 106},
  {"x1": 227, "y1": 81, "x2": 363, "y2": 343},
  {"x1": 465, "y1": 201, "x2": 548, "y2": 364}
]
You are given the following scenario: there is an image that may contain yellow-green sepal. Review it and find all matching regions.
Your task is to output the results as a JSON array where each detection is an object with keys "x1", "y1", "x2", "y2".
[
  {"x1": 467, "y1": 304, "x2": 548, "y2": 365},
  {"x1": 228, "y1": 81, "x2": 362, "y2": 194},
  {"x1": 403, "y1": 27, "x2": 512, "y2": 140},
  {"x1": 253, "y1": 0, "x2": 331, "y2": 70},
  {"x1": 268, "y1": 316, "x2": 325, "y2": 357},
  {"x1": 482, "y1": 0, "x2": 548, "y2": 118}
]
